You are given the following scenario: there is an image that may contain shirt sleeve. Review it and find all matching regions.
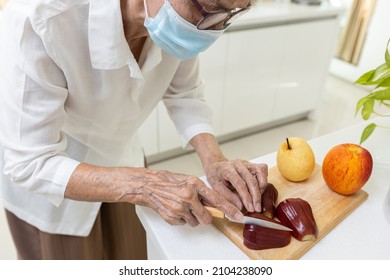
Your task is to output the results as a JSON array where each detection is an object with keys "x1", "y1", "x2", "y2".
[
  {"x1": 0, "y1": 14, "x2": 80, "y2": 206},
  {"x1": 162, "y1": 56, "x2": 215, "y2": 149}
]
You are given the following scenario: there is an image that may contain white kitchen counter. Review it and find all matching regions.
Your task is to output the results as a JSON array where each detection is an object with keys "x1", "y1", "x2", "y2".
[
  {"x1": 231, "y1": 0, "x2": 344, "y2": 30},
  {"x1": 136, "y1": 118, "x2": 390, "y2": 259}
]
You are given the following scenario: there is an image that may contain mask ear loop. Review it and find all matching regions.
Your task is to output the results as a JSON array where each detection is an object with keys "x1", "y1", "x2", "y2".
[
  {"x1": 144, "y1": 0, "x2": 169, "y2": 19},
  {"x1": 143, "y1": 0, "x2": 150, "y2": 18}
]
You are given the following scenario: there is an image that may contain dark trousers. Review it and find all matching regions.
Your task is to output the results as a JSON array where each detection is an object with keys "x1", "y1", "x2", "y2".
[{"x1": 4, "y1": 202, "x2": 147, "y2": 260}]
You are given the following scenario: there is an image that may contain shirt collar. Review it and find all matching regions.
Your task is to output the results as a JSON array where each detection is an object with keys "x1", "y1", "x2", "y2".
[{"x1": 88, "y1": 0, "x2": 162, "y2": 77}]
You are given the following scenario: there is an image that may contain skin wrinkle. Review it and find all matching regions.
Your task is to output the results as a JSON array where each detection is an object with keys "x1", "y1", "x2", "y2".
[
  {"x1": 149, "y1": 190, "x2": 201, "y2": 226},
  {"x1": 135, "y1": 171, "x2": 209, "y2": 226},
  {"x1": 237, "y1": 162, "x2": 261, "y2": 203},
  {"x1": 148, "y1": 195, "x2": 184, "y2": 225}
]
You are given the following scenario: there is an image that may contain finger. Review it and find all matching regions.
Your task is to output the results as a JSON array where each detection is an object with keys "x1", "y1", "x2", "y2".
[
  {"x1": 148, "y1": 195, "x2": 187, "y2": 225},
  {"x1": 183, "y1": 213, "x2": 201, "y2": 227},
  {"x1": 210, "y1": 181, "x2": 243, "y2": 210},
  {"x1": 198, "y1": 187, "x2": 243, "y2": 222},
  {"x1": 247, "y1": 163, "x2": 268, "y2": 194},
  {"x1": 180, "y1": 203, "x2": 202, "y2": 227},
  {"x1": 257, "y1": 167, "x2": 268, "y2": 194},
  {"x1": 159, "y1": 198, "x2": 200, "y2": 227},
  {"x1": 223, "y1": 167, "x2": 254, "y2": 212},
  {"x1": 149, "y1": 192, "x2": 201, "y2": 226},
  {"x1": 187, "y1": 202, "x2": 212, "y2": 225},
  {"x1": 235, "y1": 161, "x2": 262, "y2": 212},
  {"x1": 157, "y1": 179, "x2": 210, "y2": 226},
  {"x1": 168, "y1": 218, "x2": 187, "y2": 226},
  {"x1": 200, "y1": 198, "x2": 213, "y2": 207},
  {"x1": 159, "y1": 205, "x2": 197, "y2": 226}
]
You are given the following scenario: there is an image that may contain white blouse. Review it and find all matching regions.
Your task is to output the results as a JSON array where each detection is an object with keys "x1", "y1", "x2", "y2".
[{"x1": 0, "y1": 0, "x2": 214, "y2": 236}]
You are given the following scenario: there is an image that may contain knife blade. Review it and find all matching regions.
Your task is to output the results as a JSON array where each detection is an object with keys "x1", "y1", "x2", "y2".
[{"x1": 205, "y1": 206, "x2": 292, "y2": 231}]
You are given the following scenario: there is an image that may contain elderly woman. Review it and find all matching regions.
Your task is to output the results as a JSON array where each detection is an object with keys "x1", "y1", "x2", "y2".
[{"x1": 0, "y1": 0, "x2": 267, "y2": 259}]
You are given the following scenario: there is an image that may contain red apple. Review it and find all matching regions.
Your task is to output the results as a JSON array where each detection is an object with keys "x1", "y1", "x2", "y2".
[{"x1": 322, "y1": 143, "x2": 373, "y2": 195}]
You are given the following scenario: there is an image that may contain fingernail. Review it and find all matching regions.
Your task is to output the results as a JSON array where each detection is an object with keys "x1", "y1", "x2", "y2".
[
  {"x1": 248, "y1": 203, "x2": 254, "y2": 212},
  {"x1": 255, "y1": 203, "x2": 262, "y2": 212}
]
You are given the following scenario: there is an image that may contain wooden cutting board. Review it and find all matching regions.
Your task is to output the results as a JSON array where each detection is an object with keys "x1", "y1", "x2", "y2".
[{"x1": 212, "y1": 164, "x2": 368, "y2": 260}]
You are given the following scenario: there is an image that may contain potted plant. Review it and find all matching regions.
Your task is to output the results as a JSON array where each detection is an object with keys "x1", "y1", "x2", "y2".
[{"x1": 355, "y1": 39, "x2": 390, "y2": 144}]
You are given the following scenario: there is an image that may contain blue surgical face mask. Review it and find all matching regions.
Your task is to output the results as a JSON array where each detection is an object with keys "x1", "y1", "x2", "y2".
[{"x1": 143, "y1": 0, "x2": 224, "y2": 59}]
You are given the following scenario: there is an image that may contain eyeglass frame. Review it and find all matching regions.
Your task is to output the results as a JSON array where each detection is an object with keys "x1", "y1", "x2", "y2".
[{"x1": 188, "y1": 0, "x2": 251, "y2": 30}]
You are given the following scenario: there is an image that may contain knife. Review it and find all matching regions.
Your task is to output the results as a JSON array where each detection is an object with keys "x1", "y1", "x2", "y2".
[{"x1": 205, "y1": 206, "x2": 292, "y2": 231}]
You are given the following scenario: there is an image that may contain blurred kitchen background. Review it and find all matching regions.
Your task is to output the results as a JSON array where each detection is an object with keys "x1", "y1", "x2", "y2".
[{"x1": 0, "y1": 0, "x2": 388, "y2": 259}]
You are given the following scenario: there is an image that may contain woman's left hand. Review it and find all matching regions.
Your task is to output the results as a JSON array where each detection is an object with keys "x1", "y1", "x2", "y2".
[{"x1": 204, "y1": 159, "x2": 268, "y2": 213}]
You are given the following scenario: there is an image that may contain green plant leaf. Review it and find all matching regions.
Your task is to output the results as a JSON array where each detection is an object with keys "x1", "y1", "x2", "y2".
[
  {"x1": 386, "y1": 39, "x2": 390, "y2": 67},
  {"x1": 371, "y1": 63, "x2": 390, "y2": 84},
  {"x1": 371, "y1": 87, "x2": 390, "y2": 101},
  {"x1": 355, "y1": 63, "x2": 390, "y2": 86},
  {"x1": 355, "y1": 69, "x2": 375, "y2": 85},
  {"x1": 377, "y1": 76, "x2": 390, "y2": 88},
  {"x1": 355, "y1": 96, "x2": 372, "y2": 116},
  {"x1": 360, "y1": 123, "x2": 377, "y2": 144},
  {"x1": 361, "y1": 98, "x2": 375, "y2": 120}
]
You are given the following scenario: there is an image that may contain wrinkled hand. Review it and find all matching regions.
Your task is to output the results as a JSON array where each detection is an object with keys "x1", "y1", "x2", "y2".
[
  {"x1": 204, "y1": 159, "x2": 268, "y2": 213},
  {"x1": 138, "y1": 169, "x2": 243, "y2": 227}
]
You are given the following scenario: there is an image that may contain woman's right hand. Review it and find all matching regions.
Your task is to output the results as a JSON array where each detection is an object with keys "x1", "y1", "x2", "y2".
[
  {"x1": 135, "y1": 169, "x2": 244, "y2": 227},
  {"x1": 65, "y1": 163, "x2": 243, "y2": 227}
]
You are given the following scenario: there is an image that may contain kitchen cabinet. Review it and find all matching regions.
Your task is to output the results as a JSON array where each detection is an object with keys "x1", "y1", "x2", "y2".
[
  {"x1": 221, "y1": 26, "x2": 284, "y2": 134},
  {"x1": 199, "y1": 35, "x2": 228, "y2": 136},
  {"x1": 272, "y1": 19, "x2": 339, "y2": 119},
  {"x1": 139, "y1": 2, "x2": 343, "y2": 162}
]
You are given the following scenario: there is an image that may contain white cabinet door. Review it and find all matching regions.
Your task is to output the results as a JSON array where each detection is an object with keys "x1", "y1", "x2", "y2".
[
  {"x1": 221, "y1": 26, "x2": 285, "y2": 135},
  {"x1": 272, "y1": 18, "x2": 339, "y2": 119}
]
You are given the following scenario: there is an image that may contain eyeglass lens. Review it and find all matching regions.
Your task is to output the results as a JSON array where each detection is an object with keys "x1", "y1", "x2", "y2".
[
  {"x1": 197, "y1": 12, "x2": 228, "y2": 30},
  {"x1": 197, "y1": 7, "x2": 250, "y2": 30}
]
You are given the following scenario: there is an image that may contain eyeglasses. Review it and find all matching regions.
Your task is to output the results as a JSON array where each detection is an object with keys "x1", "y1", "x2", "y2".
[{"x1": 188, "y1": 0, "x2": 251, "y2": 30}]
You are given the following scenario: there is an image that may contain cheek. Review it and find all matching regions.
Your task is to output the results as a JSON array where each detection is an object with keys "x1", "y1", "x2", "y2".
[
  {"x1": 171, "y1": 1, "x2": 200, "y2": 25},
  {"x1": 213, "y1": 22, "x2": 226, "y2": 30}
]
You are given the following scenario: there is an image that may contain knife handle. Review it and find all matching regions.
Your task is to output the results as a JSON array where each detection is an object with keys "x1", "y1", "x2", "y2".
[{"x1": 205, "y1": 206, "x2": 225, "y2": 219}]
